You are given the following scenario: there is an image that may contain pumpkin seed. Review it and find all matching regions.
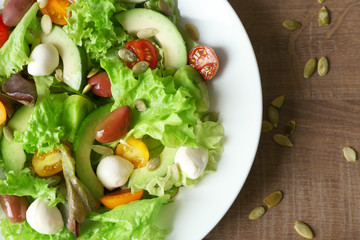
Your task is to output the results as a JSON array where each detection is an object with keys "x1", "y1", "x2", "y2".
[
  {"x1": 267, "y1": 106, "x2": 279, "y2": 128},
  {"x1": 294, "y1": 221, "x2": 314, "y2": 239},
  {"x1": 41, "y1": 14, "x2": 52, "y2": 35},
  {"x1": 343, "y1": 146, "x2": 357, "y2": 162},
  {"x1": 87, "y1": 68, "x2": 100, "y2": 78},
  {"x1": 263, "y1": 190, "x2": 283, "y2": 208},
  {"x1": 55, "y1": 69, "x2": 63, "y2": 82},
  {"x1": 271, "y1": 95, "x2": 285, "y2": 109},
  {"x1": 147, "y1": 157, "x2": 161, "y2": 171},
  {"x1": 158, "y1": 0, "x2": 173, "y2": 16},
  {"x1": 318, "y1": 6, "x2": 330, "y2": 26},
  {"x1": 2, "y1": 126, "x2": 14, "y2": 143},
  {"x1": 262, "y1": 121, "x2": 273, "y2": 133},
  {"x1": 134, "y1": 99, "x2": 147, "y2": 111},
  {"x1": 317, "y1": 56, "x2": 329, "y2": 76},
  {"x1": 45, "y1": 175, "x2": 62, "y2": 187},
  {"x1": 318, "y1": 0, "x2": 325, "y2": 3},
  {"x1": 91, "y1": 145, "x2": 114, "y2": 156},
  {"x1": 249, "y1": 206, "x2": 266, "y2": 220},
  {"x1": 304, "y1": 58, "x2": 317, "y2": 79},
  {"x1": 285, "y1": 120, "x2": 296, "y2": 136},
  {"x1": 82, "y1": 83, "x2": 92, "y2": 95},
  {"x1": 132, "y1": 61, "x2": 149, "y2": 75},
  {"x1": 201, "y1": 112, "x2": 219, "y2": 122},
  {"x1": 137, "y1": 28, "x2": 158, "y2": 39},
  {"x1": 185, "y1": 23, "x2": 200, "y2": 41},
  {"x1": 282, "y1": 20, "x2": 301, "y2": 31},
  {"x1": 118, "y1": 48, "x2": 138, "y2": 62},
  {"x1": 273, "y1": 134, "x2": 293, "y2": 147},
  {"x1": 37, "y1": 0, "x2": 48, "y2": 9}
]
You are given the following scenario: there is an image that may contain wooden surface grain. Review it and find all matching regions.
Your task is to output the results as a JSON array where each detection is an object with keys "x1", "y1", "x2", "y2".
[{"x1": 205, "y1": 0, "x2": 360, "y2": 239}]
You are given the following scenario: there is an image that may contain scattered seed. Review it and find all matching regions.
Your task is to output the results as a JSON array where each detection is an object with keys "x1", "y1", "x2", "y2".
[
  {"x1": 158, "y1": 0, "x2": 173, "y2": 16},
  {"x1": 147, "y1": 157, "x2": 161, "y2": 171},
  {"x1": 343, "y1": 146, "x2": 357, "y2": 162},
  {"x1": 267, "y1": 106, "x2": 279, "y2": 128},
  {"x1": 91, "y1": 145, "x2": 114, "y2": 156},
  {"x1": 271, "y1": 95, "x2": 285, "y2": 109},
  {"x1": 249, "y1": 206, "x2": 266, "y2": 220},
  {"x1": 82, "y1": 83, "x2": 92, "y2": 95},
  {"x1": 263, "y1": 190, "x2": 283, "y2": 208},
  {"x1": 46, "y1": 175, "x2": 62, "y2": 187},
  {"x1": 87, "y1": 68, "x2": 100, "y2": 78},
  {"x1": 118, "y1": 48, "x2": 138, "y2": 62},
  {"x1": 262, "y1": 121, "x2": 273, "y2": 133},
  {"x1": 134, "y1": 99, "x2": 147, "y2": 111},
  {"x1": 285, "y1": 120, "x2": 296, "y2": 136},
  {"x1": 185, "y1": 23, "x2": 200, "y2": 41},
  {"x1": 41, "y1": 14, "x2": 52, "y2": 35},
  {"x1": 304, "y1": 58, "x2": 317, "y2": 79},
  {"x1": 2, "y1": 126, "x2": 14, "y2": 143},
  {"x1": 317, "y1": 56, "x2": 329, "y2": 76},
  {"x1": 137, "y1": 28, "x2": 158, "y2": 39},
  {"x1": 294, "y1": 221, "x2": 314, "y2": 239},
  {"x1": 318, "y1": 6, "x2": 330, "y2": 26},
  {"x1": 55, "y1": 69, "x2": 63, "y2": 82},
  {"x1": 282, "y1": 20, "x2": 301, "y2": 31},
  {"x1": 273, "y1": 134, "x2": 293, "y2": 147},
  {"x1": 318, "y1": 0, "x2": 325, "y2": 3},
  {"x1": 132, "y1": 61, "x2": 149, "y2": 75},
  {"x1": 37, "y1": 0, "x2": 48, "y2": 9},
  {"x1": 201, "y1": 112, "x2": 219, "y2": 122}
]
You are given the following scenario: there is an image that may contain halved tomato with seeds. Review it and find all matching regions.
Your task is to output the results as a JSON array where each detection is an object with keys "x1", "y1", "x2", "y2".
[
  {"x1": 124, "y1": 39, "x2": 158, "y2": 69},
  {"x1": 40, "y1": 0, "x2": 72, "y2": 26},
  {"x1": 32, "y1": 149, "x2": 63, "y2": 177},
  {"x1": 188, "y1": 45, "x2": 219, "y2": 81}
]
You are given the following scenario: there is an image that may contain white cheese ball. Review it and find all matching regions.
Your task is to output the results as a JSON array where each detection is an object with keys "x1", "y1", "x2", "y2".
[
  {"x1": 26, "y1": 198, "x2": 64, "y2": 234},
  {"x1": 174, "y1": 146, "x2": 209, "y2": 179},
  {"x1": 96, "y1": 155, "x2": 134, "y2": 191},
  {"x1": 28, "y1": 43, "x2": 59, "y2": 76}
]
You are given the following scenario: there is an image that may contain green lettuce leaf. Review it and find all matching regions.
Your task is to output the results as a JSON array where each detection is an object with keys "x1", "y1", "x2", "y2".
[
  {"x1": 0, "y1": 3, "x2": 39, "y2": 82},
  {"x1": 0, "y1": 168, "x2": 65, "y2": 206},
  {"x1": 101, "y1": 58, "x2": 199, "y2": 148},
  {"x1": 0, "y1": 218, "x2": 75, "y2": 240},
  {"x1": 79, "y1": 195, "x2": 170, "y2": 240},
  {"x1": 64, "y1": 0, "x2": 131, "y2": 62},
  {"x1": 14, "y1": 93, "x2": 68, "y2": 154}
]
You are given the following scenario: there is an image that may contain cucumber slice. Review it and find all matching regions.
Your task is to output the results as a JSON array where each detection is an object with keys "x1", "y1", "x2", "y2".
[
  {"x1": 73, "y1": 104, "x2": 112, "y2": 199},
  {"x1": 40, "y1": 26, "x2": 87, "y2": 91},
  {"x1": 1, "y1": 106, "x2": 33, "y2": 173},
  {"x1": 116, "y1": 8, "x2": 187, "y2": 69}
]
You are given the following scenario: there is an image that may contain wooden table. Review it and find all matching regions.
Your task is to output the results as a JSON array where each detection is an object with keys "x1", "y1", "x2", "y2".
[{"x1": 205, "y1": 0, "x2": 360, "y2": 239}]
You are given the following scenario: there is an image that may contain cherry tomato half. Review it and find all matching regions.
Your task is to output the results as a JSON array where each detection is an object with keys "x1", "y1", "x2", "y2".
[
  {"x1": 187, "y1": 45, "x2": 219, "y2": 81},
  {"x1": 88, "y1": 72, "x2": 112, "y2": 97},
  {"x1": 0, "y1": 15, "x2": 9, "y2": 47},
  {"x1": 124, "y1": 39, "x2": 158, "y2": 69},
  {"x1": 32, "y1": 149, "x2": 63, "y2": 177},
  {"x1": 40, "y1": 0, "x2": 72, "y2": 26}
]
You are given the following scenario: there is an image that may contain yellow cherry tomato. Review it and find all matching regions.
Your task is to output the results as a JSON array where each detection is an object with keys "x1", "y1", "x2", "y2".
[
  {"x1": 0, "y1": 101, "x2": 6, "y2": 125},
  {"x1": 40, "y1": 0, "x2": 72, "y2": 26},
  {"x1": 115, "y1": 138, "x2": 149, "y2": 169},
  {"x1": 100, "y1": 189, "x2": 143, "y2": 209},
  {"x1": 32, "y1": 149, "x2": 63, "y2": 177}
]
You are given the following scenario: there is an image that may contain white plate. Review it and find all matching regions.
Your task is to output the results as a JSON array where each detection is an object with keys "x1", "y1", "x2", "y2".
[{"x1": 157, "y1": 0, "x2": 262, "y2": 239}]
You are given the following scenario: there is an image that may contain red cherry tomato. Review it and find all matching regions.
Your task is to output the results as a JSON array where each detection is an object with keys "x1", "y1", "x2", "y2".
[
  {"x1": 124, "y1": 39, "x2": 158, "y2": 69},
  {"x1": 88, "y1": 72, "x2": 112, "y2": 97},
  {"x1": 0, "y1": 15, "x2": 9, "y2": 47},
  {"x1": 95, "y1": 106, "x2": 133, "y2": 143},
  {"x1": 187, "y1": 45, "x2": 219, "y2": 81}
]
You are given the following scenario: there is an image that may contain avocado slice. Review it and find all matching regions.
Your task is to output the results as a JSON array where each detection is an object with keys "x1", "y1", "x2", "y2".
[
  {"x1": 1, "y1": 106, "x2": 33, "y2": 173},
  {"x1": 116, "y1": 8, "x2": 187, "y2": 69},
  {"x1": 40, "y1": 26, "x2": 87, "y2": 91},
  {"x1": 73, "y1": 104, "x2": 112, "y2": 199}
]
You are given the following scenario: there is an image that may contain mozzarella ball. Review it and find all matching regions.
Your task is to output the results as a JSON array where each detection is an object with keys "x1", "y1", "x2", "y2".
[
  {"x1": 96, "y1": 155, "x2": 134, "y2": 191},
  {"x1": 26, "y1": 198, "x2": 64, "y2": 234},
  {"x1": 174, "y1": 146, "x2": 209, "y2": 179},
  {"x1": 28, "y1": 43, "x2": 59, "y2": 76}
]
